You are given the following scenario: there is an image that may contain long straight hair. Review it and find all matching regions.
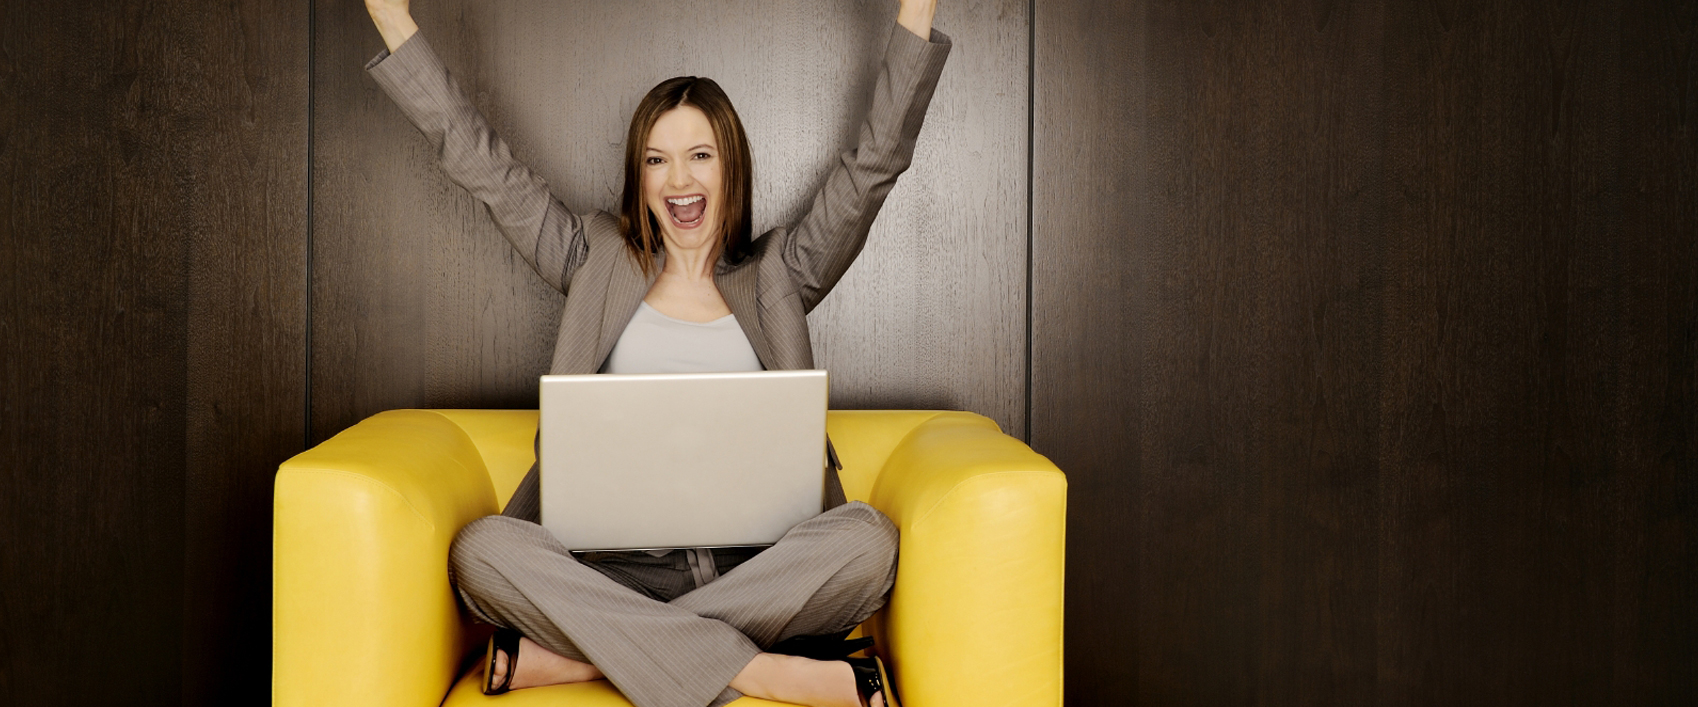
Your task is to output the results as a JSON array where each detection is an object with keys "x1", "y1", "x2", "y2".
[{"x1": 619, "y1": 76, "x2": 754, "y2": 276}]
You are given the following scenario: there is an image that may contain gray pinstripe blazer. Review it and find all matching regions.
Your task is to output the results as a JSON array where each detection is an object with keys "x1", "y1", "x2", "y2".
[{"x1": 367, "y1": 24, "x2": 951, "y2": 513}]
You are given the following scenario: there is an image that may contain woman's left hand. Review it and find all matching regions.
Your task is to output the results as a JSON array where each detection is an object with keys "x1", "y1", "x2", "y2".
[{"x1": 897, "y1": 0, "x2": 937, "y2": 39}]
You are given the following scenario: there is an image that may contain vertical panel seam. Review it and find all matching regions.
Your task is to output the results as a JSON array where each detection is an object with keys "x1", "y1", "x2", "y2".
[
  {"x1": 304, "y1": 0, "x2": 316, "y2": 451},
  {"x1": 1023, "y1": 0, "x2": 1036, "y2": 445}
]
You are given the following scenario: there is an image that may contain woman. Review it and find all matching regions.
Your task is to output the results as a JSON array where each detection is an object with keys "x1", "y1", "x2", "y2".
[{"x1": 360, "y1": 1, "x2": 949, "y2": 706}]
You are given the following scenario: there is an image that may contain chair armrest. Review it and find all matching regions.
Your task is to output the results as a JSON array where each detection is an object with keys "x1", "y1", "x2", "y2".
[
  {"x1": 868, "y1": 413, "x2": 1067, "y2": 707},
  {"x1": 273, "y1": 410, "x2": 498, "y2": 707}
]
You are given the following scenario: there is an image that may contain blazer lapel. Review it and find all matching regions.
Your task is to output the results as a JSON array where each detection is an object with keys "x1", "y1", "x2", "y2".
[
  {"x1": 592, "y1": 250, "x2": 778, "y2": 371},
  {"x1": 595, "y1": 250, "x2": 662, "y2": 369},
  {"x1": 715, "y1": 261, "x2": 778, "y2": 370}
]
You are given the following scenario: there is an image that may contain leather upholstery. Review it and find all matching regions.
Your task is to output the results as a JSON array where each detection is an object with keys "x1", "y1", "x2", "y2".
[{"x1": 273, "y1": 410, "x2": 1065, "y2": 706}]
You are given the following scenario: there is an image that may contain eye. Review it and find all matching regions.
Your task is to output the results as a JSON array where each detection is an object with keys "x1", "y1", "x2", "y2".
[
  {"x1": 645, "y1": 156, "x2": 664, "y2": 166},
  {"x1": 693, "y1": 152, "x2": 713, "y2": 160}
]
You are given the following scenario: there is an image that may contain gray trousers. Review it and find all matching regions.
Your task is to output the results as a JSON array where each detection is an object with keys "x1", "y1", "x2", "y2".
[{"x1": 448, "y1": 500, "x2": 899, "y2": 707}]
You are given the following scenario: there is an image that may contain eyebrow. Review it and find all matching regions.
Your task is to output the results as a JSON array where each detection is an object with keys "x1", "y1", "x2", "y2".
[{"x1": 645, "y1": 144, "x2": 716, "y2": 153}]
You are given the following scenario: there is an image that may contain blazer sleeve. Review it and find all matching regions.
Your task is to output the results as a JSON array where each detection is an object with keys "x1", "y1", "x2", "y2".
[
  {"x1": 782, "y1": 25, "x2": 952, "y2": 313},
  {"x1": 366, "y1": 34, "x2": 590, "y2": 294}
]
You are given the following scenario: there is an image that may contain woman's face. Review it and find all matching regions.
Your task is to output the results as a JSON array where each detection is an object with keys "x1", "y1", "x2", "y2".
[{"x1": 643, "y1": 105, "x2": 724, "y2": 253}]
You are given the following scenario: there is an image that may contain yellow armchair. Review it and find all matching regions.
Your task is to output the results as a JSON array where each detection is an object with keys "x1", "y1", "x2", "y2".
[{"x1": 274, "y1": 410, "x2": 1065, "y2": 707}]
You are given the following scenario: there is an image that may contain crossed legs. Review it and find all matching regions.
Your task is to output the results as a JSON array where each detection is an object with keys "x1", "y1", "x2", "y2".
[{"x1": 448, "y1": 501, "x2": 898, "y2": 707}]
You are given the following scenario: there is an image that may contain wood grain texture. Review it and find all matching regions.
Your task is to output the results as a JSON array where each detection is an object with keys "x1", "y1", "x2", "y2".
[
  {"x1": 0, "y1": 2, "x2": 189, "y2": 701},
  {"x1": 1609, "y1": 3, "x2": 1698, "y2": 698},
  {"x1": 1030, "y1": 1, "x2": 1147, "y2": 704},
  {"x1": 0, "y1": 1, "x2": 307, "y2": 704},
  {"x1": 178, "y1": 0, "x2": 309, "y2": 704},
  {"x1": 310, "y1": 0, "x2": 1028, "y2": 442},
  {"x1": 1034, "y1": 0, "x2": 1695, "y2": 705},
  {"x1": 1375, "y1": 1, "x2": 1696, "y2": 703}
]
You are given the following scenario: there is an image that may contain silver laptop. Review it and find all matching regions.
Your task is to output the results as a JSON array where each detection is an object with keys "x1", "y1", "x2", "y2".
[{"x1": 537, "y1": 370, "x2": 829, "y2": 552}]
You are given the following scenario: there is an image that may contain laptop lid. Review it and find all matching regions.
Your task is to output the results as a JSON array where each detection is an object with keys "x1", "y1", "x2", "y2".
[{"x1": 537, "y1": 370, "x2": 828, "y2": 552}]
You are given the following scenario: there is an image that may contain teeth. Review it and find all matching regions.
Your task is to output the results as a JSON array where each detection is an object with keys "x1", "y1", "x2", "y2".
[{"x1": 666, "y1": 196, "x2": 704, "y2": 205}]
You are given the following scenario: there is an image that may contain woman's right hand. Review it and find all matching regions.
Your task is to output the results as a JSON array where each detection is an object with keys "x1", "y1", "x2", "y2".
[
  {"x1": 365, "y1": 0, "x2": 419, "y2": 52},
  {"x1": 896, "y1": 0, "x2": 938, "y2": 38}
]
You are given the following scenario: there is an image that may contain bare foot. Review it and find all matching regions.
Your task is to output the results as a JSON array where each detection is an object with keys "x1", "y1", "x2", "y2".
[
  {"x1": 488, "y1": 636, "x2": 605, "y2": 690},
  {"x1": 728, "y1": 653, "x2": 881, "y2": 707}
]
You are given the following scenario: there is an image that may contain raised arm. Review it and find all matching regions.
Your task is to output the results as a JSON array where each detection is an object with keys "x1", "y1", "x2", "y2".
[
  {"x1": 896, "y1": 0, "x2": 938, "y2": 39},
  {"x1": 781, "y1": 0, "x2": 951, "y2": 312},
  {"x1": 365, "y1": 0, "x2": 419, "y2": 52},
  {"x1": 361, "y1": 0, "x2": 590, "y2": 293}
]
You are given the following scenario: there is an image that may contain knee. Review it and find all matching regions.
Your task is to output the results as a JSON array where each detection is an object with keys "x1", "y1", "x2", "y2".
[
  {"x1": 828, "y1": 501, "x2": 898, "y2": 542},
  {"x1": 826, "y1": 502, "x2": 899, "y2": 582},
  {"x1": 449, "y1": 515, "x2": 533, "y2": 587}
]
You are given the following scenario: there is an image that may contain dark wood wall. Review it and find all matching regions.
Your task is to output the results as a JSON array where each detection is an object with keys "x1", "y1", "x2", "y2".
[
  {"x1": 3, "y1": 0, "x2": 1695, "y2": 705},
  {"x1": 178, "y1": 0, "x2": 310, "y2": 701},
  {"x1": 1034, "y1": 1, "x2": 1697, "y2": 705},
  {"x1": 3, "y1": 3, "x2": 182, "y2": 700},
  {"x1": 0, "y1": 0, "x2": 307, "y2": 705}
]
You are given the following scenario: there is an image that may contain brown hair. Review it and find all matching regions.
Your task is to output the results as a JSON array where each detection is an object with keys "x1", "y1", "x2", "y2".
[{"x1": 619, "y1": 76, "x2": 754, "y2": 275}]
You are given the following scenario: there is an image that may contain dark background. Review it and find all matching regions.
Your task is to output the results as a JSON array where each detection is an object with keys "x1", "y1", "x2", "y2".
[{"x1": 2, "y1": 1, "x2": 1692, "y2": 705}]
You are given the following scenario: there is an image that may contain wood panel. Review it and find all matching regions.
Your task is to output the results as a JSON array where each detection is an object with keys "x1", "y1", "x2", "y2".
[
  {"x1": 1608, "y1": 2, "x2": 1698, "y2": 697},
  {"x1": 1374, "y1": 0, "x2": 1695, "y2": 702},
  {"x1": 178, "y1": 0, "x2": 309, "y2": 704},
  {"x1": 1037, "y1": 1, "x2": 1389, "y2": 703},
  {"x1": 1029, "y1": 1, "x2": 1148, "y2": 704},
  {"x1": 311, "y1": 0, "x2": 1028, "y2": 442},
  {"x1": 1034, "y1": 0, "x2": 1695, "y2": 705},
  {"x1": 0, "y1": 2, "x2": 189, "y2": 702},
  {"x1": 0, "y1": 1, "x2": 307, "y2": 704}
]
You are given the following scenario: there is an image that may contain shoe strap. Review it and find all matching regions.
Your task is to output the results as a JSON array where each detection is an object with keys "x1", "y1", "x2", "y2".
[
  {"x1": 487, "y1": 629, "x2": 522, "y2": 694},
  {"x1": 846, "y1": 657, "x2": 884, "y2": 707},
  {"x1": 769, "y1": 633, "x2": 876, "y2": 660}
]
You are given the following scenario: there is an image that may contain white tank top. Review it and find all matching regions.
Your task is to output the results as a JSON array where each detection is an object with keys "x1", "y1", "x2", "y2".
[{"x1": 601, "y1": 301, "x2": 763, "y2": 374}]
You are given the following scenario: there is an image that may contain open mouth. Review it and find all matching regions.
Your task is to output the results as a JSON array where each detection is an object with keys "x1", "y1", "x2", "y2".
[{"x1": 664, "y1": 195, "x2": 707, "y2": 228}]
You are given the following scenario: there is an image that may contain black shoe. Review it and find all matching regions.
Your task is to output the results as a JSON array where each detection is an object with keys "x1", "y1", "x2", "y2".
[
  {"x1": 769, "y1": 634, "x2": 899, "y2": 707},
  {"x1": 768, "y1": 632, "x2": 875, "y2": 661},
  {"x1": 482, "y1": 628, "x2": 522, "y2": 695},
  {"x1": 844, "y1": 655, "x2": 900, "y2": 707}
]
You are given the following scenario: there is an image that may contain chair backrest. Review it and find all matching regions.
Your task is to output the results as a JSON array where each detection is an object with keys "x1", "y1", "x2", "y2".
[
  {"x1": 429, "y1": 409, "x2": 955, "y2": 507},
  {"x1": 428, "y1": 409, "x2": 542, "y2": 512}
]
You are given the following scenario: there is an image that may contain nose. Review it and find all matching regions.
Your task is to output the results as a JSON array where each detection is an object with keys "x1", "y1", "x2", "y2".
[{"x1": 667, "y1": 159, "x2": 693, "y2": 190}]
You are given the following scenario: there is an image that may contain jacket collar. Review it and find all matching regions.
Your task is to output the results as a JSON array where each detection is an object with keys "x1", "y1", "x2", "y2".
[
  {"x1": 714, "y1": 257, "x2": 776, "y2": 369},
  {"x1": 593, "y1": 248, "x2": 776, "y2": 371},
  {"x1": 594, "y1": 249, "x2": 661, "y2": 369}
]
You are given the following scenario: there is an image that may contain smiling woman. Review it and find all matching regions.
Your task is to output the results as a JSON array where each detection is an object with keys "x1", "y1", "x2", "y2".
[
  {"x1": 622, "y1": 78, "x2": 753, "y2": 274},
  {"x1": 622, "y1": 78, "x2": 754, "y2": 323},
  {"x1": 359, "y1": 0, "x2": 949, "y2": 706}
]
